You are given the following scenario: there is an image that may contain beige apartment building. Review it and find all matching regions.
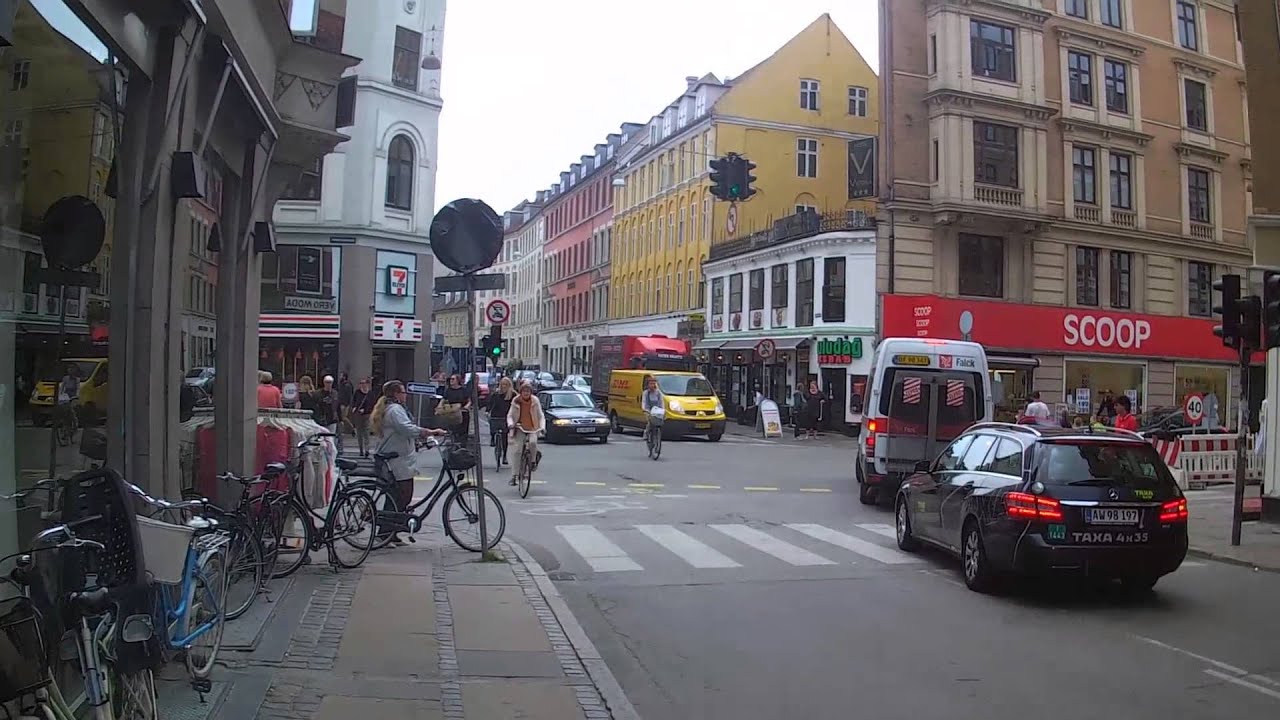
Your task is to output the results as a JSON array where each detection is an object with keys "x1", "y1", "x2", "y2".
[{"x1": 878, "y1": 0, "x2": 1253, "y2": 424}]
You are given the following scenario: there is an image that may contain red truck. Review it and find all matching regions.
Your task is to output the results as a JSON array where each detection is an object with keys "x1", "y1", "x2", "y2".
[{"x1": 590, "y1": 335, "x2": 695, "y2": 402}]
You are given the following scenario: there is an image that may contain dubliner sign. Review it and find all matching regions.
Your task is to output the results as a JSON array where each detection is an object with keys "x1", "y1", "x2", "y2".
[{"x1": 881, "y1": 294, "x2": 1254, "y2": 363}]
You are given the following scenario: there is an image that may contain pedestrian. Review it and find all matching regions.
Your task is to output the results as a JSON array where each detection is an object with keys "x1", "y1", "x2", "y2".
[
  {"x1": 803, "y1": 380, "x2": 825, "y2": 439},
  {"x1": 350, "y1": 377, "x2": 378, "y2": 457},
  {"x1": 791, "y1": 386, "x2": 805, "y2": 438},
  {"x1": 371, "y1": 380, "x2": 450, "y2": 545},
  {"x1": 257, "y1": 370, "x2": 283, "y2": 408},
  {"x1": 1023, "y1": 391, "x2": 1051, "y2": 425},
  {"x1": 318, "y1": 375, "x2": 343, "y2": 453},
  {"x1": 443, "y1": 374, "x2": 472, "y2": 443},
  {"x1": 337, "y1": 371, "x2": 354, "y2": 433},
  {"x1": 298, "y1": 375, "x2": 318, "y2": 416},
  {"x1": 1113, "y1": 395, "x2": 1139, "y2": 432}
]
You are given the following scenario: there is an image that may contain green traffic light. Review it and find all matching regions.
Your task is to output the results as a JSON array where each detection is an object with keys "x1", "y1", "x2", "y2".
[{"x1": 730, "y1": 185, "x2": 741, "y2": 197}]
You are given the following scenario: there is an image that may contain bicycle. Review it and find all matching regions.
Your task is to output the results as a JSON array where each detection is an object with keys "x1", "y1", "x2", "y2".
[
  {"x1": 646, "y1": 416, "x2": 664, "y2": 460},
  {"x1": 490, "y1": 416, "x2": 509, "y2": 472},
  {"x1": 511, "y1": 430, "x2": 536, "y2": 499},
  {"x1": 351, "y1": 436, "x2": 505, "y2": 552},
  {"x1": 266, "y1": 433, "x2": 378, "y2": 579}
]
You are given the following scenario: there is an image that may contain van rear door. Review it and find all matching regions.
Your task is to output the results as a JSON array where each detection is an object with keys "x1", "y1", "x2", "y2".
[{"x1": 881, "y1": 369, "x2": 982, "y2": 475}]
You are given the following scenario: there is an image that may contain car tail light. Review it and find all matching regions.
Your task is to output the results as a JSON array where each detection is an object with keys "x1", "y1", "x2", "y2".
[
  {"x1": 1005, "y1": 492, "x2": 1064, "y2": 521},
  {"x1": 1159, "y1": 498, "x2": 1189, "y2": 523}
]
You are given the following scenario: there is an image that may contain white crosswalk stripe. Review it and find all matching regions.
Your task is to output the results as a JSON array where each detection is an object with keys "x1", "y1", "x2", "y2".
[
  {"x1": 635, "y1": 525, "x2": 742, "y2": 569},
  {"x1": 709, "y1": 524, "x2": 836, "y2": 566},
  {"x1": 555, "y1": 525, "x2": 643, "y2": 572},
  {"x1": 785, "y1": 523, "x2": 920, "y2": 565},
  {"x1": 857, "y1": 523, "x2": 899, "y2": 540}
]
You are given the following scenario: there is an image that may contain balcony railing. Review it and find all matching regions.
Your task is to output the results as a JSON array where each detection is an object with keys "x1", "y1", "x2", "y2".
[
  {"x1": 974, "y1": 184, "x2": 1023, "y2": 207},
  {"x1": 1111, "y1": 209, "x2": 1137, "y2": 228},
  {"x1": 708, "y1": 209, "x2": 876, "y2": 263},
  {"x1": 1073, "y1": 204, "x2": 1101, "y2": 223},
  {"x1": 1190, "y1": 222, "x2": 1214, "y2": 241}
]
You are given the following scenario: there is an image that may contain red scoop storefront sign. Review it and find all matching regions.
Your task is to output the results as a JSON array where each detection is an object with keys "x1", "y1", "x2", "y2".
[{"x1": 881, "y1": 294, "x2": 1251, "y2": 363}]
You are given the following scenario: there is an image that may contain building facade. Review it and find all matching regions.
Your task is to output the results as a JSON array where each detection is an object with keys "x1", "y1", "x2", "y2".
[
  {"x1": 539, "y1": 133, "x2": 621, "y2": 375},
  {"x1": 271, "y1": 0, "x2": 445, "y2": 386},
  {"x1": 495, "y1": 199, "x2": 545, "y2": 367},
  {"x1": 611, "y1": 14, "x2": 879, "y2": 344},
  {"x1": 878, "y1": 0, "x2": 1252, "y2": 423}
]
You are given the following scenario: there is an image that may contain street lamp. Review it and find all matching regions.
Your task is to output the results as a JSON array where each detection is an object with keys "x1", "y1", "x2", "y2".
[{"x1": 420, "y1": 25, "x2": 442, "y2": 70}]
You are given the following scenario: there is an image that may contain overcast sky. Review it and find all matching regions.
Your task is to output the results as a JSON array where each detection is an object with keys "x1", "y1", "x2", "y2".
[{"x1": 435, "y1": 0, "x2": 879, "y2": 215}]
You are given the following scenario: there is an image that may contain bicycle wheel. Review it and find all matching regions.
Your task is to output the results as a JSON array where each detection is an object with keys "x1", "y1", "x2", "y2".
[
  {"x1": 360, "y1": 484, "x2": 401, "y2": 550},
  {"x1": 653, "y1": 431, "x2": 662, "y2": 460},
  {"x1": 517, "y1": 451, "x2": 532, "y2": 499},
  {"x1": 442, "y1": 485, "x2": 505, "y2": 552},
  {"x1": 253, "y1": 494, "x2": 284, "y2": 583},
  {"x1": 112, "y1": 668, "x2": 158, "y2": 720},
  {"x1": 270, "y1": 495, "x2": 314, "y2": 579},
  {"x1": 221, "y1": 514, "x2": 264, "y2": 621},
  {"x1": 326, "y1": 491, "x2": 376, "y2": 569},
  {"x1": 184, "y1": 547, "x2": 228, "y2": 681}
]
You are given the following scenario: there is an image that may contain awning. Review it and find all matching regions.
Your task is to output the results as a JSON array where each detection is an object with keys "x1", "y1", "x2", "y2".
[
  {"x1": 692, "y1": 339, "x2": 725, "y2": 351},
  {"x1": 988, "y1": 354, "x2": 1040, "y2": 369},
  {"x1": 771, "y1": 337, "x2": 811, "y2": 350},
  {"x1": 719, "y1": 339, "x2": 760, "y2": 351}
]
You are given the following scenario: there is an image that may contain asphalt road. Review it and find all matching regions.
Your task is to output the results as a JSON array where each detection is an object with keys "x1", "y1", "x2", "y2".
[{"x1": 446, "y1": 424, "x2": 1280, "y2": 720}]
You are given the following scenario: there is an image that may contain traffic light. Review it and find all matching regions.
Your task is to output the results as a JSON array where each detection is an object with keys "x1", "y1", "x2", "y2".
[
  {"x1": 1212, "y1": 273, "x2": 1242, "y2": 349},
  {"x1": 1263, "y1": 270, "x2": 1280, "y2": 349},
  {"x1": 738, "y1": 156, "x2": 757, "y2": 200},
  {"x1": 1241, "y1": 295, "x2": 1262, "y2": 350},
  {"x1": 709, "y1": 156, "x2": 731, "y2": 200},
  {"x1": 487, "y1": 325, "x2": 503, "y2": 361}
]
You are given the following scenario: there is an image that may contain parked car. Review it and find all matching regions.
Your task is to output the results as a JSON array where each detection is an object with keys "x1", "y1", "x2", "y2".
[
  {"x1": 894, "y1": 422, "x2": 1188, "y2": 593},
  {"x1": 1136, "y1": 407, "x2": 1228, "y2": 438},
  {"x1": 184, "y1": 366, "x2": 216, "y2": 388},
  {"x1": 537, "y1": 371, "x2": 561, "y2": 390},
  {"x1": 539, "y1": 389, "x2": 610, "y2": 444},
  {"x1": 563, "y1": 374, "x2": 592, "y2": 394},
  {"x1": 464, "y1": 372, "x2": 491, "y2": 402}
]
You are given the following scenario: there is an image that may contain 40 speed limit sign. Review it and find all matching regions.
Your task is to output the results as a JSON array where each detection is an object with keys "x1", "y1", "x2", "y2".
[{"x1": 1182, "y1": 393, "x2": 1205, "y2": 425}]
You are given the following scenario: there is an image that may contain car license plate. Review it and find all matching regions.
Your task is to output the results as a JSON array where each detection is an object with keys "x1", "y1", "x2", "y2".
[
  {"x1": 576, "y1": 427, "x2": 596, "y2": 434},
  {"x1": 695, "y1": 422, "x2": 710, "y2": 429},
  {"x1": 1085, "y1": 508, "x2": 1140, "y2": 525}
]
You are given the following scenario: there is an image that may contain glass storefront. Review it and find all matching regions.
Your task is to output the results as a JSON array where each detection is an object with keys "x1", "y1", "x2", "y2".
[
  {"x1": 1174, "y1": 364, "x2": 1230, "y2": 429},
  {"x1": 1064, "y1": 359, "x2": 1146, "y2": 424},
  {"x1": 990, "y1": 367, "x2": 1032, "y2": 423}
]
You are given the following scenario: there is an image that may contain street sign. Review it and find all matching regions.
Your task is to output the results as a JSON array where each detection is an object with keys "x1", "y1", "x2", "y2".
[
  {"x1": 1183, "y1": 392, "x2": 1205, "y2": 425},
  {"x1": 406, "y1": 382, "x2": 435, "y2": 394},
  {"x1": 434, "y1": 273, "x2": 507, "y2": 293},
  {"x1": 485, "y1": 299, "x2": 511, "y2": 325},
  {"x1": 755, "y1": 338, "x2": 775, "y2": 360},
  {"x1": 428, "y1": 198, "x2": 504, "y2": 274}
]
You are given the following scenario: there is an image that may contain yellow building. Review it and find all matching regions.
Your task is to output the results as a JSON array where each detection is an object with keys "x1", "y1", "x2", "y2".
[{"x1": 610, "y1": 13, "x2": 878, "y2": 336}]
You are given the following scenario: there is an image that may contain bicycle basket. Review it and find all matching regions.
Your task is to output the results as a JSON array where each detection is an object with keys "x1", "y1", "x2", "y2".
[
  {"x1": 0, "y1": 597, "x2": 49, "y2": 702},
  {"x1": 445, "y1": 446, "x2": 478, "y2": 471}
]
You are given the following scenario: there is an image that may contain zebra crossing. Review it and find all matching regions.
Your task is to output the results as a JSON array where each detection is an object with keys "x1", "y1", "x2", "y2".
[{"x1": 551, "y1": 521, "x2": 923, "y2": 574}]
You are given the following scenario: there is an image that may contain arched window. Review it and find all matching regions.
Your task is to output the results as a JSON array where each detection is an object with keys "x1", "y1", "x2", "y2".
[{"x1": 385, "y1": 134, "x2": 415, "y2": 210}]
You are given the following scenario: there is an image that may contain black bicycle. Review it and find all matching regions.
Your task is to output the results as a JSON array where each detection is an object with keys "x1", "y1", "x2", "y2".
[
  {"x1": 490, "y1": 416, "x2": 509, "y2": 471},
  {"x1": 646, "y1": 417, "x2": 664, "y2": 460},
  {"x1": 352, "y1": 437, "x2": 505, "y2": 552}
]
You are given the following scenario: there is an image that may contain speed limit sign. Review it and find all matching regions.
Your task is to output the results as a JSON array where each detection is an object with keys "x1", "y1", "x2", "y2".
[{"x1": 1183, "y1": 393, "x2": 1205, "y2": 425}]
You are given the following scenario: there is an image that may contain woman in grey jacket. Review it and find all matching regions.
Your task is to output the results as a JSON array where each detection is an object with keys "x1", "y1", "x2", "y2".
[{"x1": 371, "y1": 380, "x2": 449, "y2": 544}]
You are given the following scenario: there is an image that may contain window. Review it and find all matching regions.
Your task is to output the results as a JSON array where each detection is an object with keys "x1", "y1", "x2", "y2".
[
  {"x1": 848, "y1": 86, "x2": 868, "y2": 117},
  {"x1": 823, "y1": 257, "x2": 846, "y2": 323},
  {"x1": 1072, "y1": 145, "x2": 1097, "y2": 205},
  {"x1": 1100, "y1": 61, "x2": 1128, "y2": 114},
  {"x1": 1076, "y1": 246, "x2": 1099, "y2": 306},
  {"x1": 797, "y1": 138, "x2": 818, "y2": 178},
  {"x1": 935, "y1": 437, "x2": 973, "y2": 472},
  {"x1": 729, "y1": 273, "x2": 743, "y2": 313},
  {"x1": 1110, "y1": 251, "x2": 1132, "y2": 309},
  {"x1": 385, "y1": 134, "x2": 415, "y2": 209},
  {"x1": 2, "y1": 118, "x2": 24, "y2": 147},
  {"x1": 1068, "y1": 51, "x2": 1093, "y2": 106},
  {"x1": 959, "y1": 436, "x2": 998, "y2": 472},
  {"x1": 392, "y1": 26, "x2": 421, "y2": 90},
  {"x1": 795, "y1": 204, "x2": 817, "y2": 215},
  {"x1": 1177, "y1": 0, "x2": 1199, "y2": 51},
  {"x1": 1101, "y1": 0, "x2": 1123, "y2": 28},
  {"x1": 932, "y1": 138, "x2": 940, "y2": 182},
  {"x1": 92, "y1": 112, "x2": 111, "y2": 160},
  {"x1": 1188, "y1": 261, "x2": 1212, "y2": 316},
  {"x1": 687, "y1": 270, "x2": 695, "y2": 309},
  {"x1": 1184, "y1": 79, "x2": 1208, "y2": 132},
  {"x1": 973, "y1": 122, "x2": 1019, "y2": 187},
  {"x1": 1187, "y1": 167, "x2": 1211, "y2": 223},
  {"x1": 800, "y1": 79, "x2": 820, "y2": 110},
  {"x1": 983, "y1": 438, "x2": 1024, "y2": 477},
  {"x1": 970, "y1": 19, "x2": 1016, "y2": 82},
  {"x1": 1065, "y1": 0, "x2": 1088, "y2": 19},
  {"x1": 771, "y1": 264, "x2": 789, "y2": 309},
  {"x1": 1109, "y1": 152, "x2": 1132, "y2": 210},
  {"x1": 11, "y1": 59, "x2": 29, "y2": 90},
  {"x1": 958, "y1": 234, "x2": 1004, "y2": 298},
  {"x1": 796, "y1": 259, "x2": 815, "y2": 326},
  {"x1": 929, "y1": 34, "x2": 938, "y2": 74},
  {"x1": 749, "y1": 269, "x2": 765, "y2": 311}
]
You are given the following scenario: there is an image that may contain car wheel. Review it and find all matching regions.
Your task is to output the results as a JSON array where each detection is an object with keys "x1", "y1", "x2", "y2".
[
  {"x1": 610, "y1": 412, "x2": 624, "y2": 434},
  {"x1": 708, "y1": 433, "x2": 723, "y2": 442},
  {"x1": 961, "y1": 520, "x2": 997, "y2": 593},
  {"x1": 599, "y1": 434, "x2": 609, "y2": 444},
  {"x1": 858, "y1": 482, "x2": 878, "y2": 506},
  {"x1": 895, "y1": 497, "x2": 919, "y2": 552},
  {"x1": 1119, "y1": 574, "x2": 1159, "y2": 594}
]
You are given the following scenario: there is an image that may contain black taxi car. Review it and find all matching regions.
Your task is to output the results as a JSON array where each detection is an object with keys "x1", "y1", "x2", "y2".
[{"x1": 894, "y1": 423, "x2": 1188, "y2": 593}]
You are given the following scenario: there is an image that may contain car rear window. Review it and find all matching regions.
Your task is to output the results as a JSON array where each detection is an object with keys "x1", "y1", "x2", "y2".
[{"x1": 1038, "y1": 442, "x2": 1178, "y2": 489}]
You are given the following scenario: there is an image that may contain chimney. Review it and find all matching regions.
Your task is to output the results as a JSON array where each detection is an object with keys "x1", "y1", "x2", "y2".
[{"x1": 686, "y1": 75, "x2": 699, "y2": 90}]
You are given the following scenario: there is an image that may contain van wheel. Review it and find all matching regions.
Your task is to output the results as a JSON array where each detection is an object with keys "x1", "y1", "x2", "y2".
[
  {"x1": 708, "y1": 433, "x2": 722, "y2": 442},
  {"x1": 858, "y1": 483, "x2": 878, "y2": 506},
  {"x1": 610, "y1": 412, "x2": 624, "y2": 434}
]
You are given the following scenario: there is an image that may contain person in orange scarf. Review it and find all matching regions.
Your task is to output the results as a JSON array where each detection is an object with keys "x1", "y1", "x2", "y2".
[{"x1": 506, "y1": 381, "x2": 545, "y2": 484}]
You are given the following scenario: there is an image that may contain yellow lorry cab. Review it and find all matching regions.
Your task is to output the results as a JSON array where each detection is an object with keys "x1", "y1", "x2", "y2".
[{"x1": 606, "y1": 370, "x2": 726, "y2": 441}]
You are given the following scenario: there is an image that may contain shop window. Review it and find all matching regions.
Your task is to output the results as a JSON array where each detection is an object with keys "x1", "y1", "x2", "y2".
[
  {"x1": 1173, "y1": 364, "x2": 1229, "y2": 429},
  {"x1": 796, "y1": 258, "x2": 815, "y2": 326},
  {"x1": 1075, "y1": 246, "x2": 1099, "y2": 306},
  {"x1": 823, "y1": 257, "x2": 846, "y2": 322},
  {"x1": 1110, "y1": 251, "x2": 1132, "y2": 309},
  {"x1": 958, "y1": 234, "x2": 1004, "y2": 298},
  {"x1": 771, "y1": 264, "x2": 789, "y2": 308},
  {"x1": 1187, "y1": 261, "x2": 1212, "y2": 317},
  {"x1": 1064, "y1": 360, "x2": 1145, "y2": 421},
  {"x1": 728, "y1": 273, "x2": 743, "y2": 314},
  {"x1": 749, "y1": 269, "x2": 764, "y2": 311}
]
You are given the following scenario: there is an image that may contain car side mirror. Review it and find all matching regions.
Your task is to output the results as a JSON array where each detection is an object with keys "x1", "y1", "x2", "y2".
[{"x1": 914, "y1": 460, "x2": 932, "y2": 474}]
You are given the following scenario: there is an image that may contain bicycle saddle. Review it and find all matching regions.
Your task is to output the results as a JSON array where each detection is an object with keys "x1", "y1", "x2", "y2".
[
  {"x1": 264, "y1": 462, "x2": 288, "y2": 474},
  {"x1": 335, "y1": 457, "x2": 359, "y2": 472},
  {"x1": 373, "y1": 452, "x2": 399, "y2": 461}
]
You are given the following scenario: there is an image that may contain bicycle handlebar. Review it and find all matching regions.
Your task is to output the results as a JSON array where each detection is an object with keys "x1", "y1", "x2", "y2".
[
  {"x1": 0, "y1": 478, "x2": 60, "y2": 502},
  {"x1": 124, "y1": 480, "x2": 207, "y2": 512}
]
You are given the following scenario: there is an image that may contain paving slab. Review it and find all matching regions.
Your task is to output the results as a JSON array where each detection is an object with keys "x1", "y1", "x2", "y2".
[
  {"x1": 335, "y1": 628, "x2": 440, "y2": 677},
  {"x1": 345, "y1": 574, "x2": 437, "y2": 636},
  {"x1": 314, "y1": 695, "x2": 445, "y2": 720},
  {"x1": 450, "y1": 585, "x2": 551, "y2": 653},
  {"x1": 455, "y1": 649, "x2": 565, "y2": 678},
  {"x1": 362, "y1": 547, "x2": 436, "y2": 576},
  {"x1": 446, "y1": 559, "x2": 519, "y2": 586},
  {"x1": 461, "y1": 679, "x2": 586, "y2": 720}
]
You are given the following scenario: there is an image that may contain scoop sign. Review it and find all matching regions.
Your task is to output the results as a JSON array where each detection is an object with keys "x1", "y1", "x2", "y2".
[
  {"x1": 1183, "y1": 393, "x2": 1205, "y2": 425},
  {"x1": 485, "y1": 299, "x2": 510, "y2": 325}
]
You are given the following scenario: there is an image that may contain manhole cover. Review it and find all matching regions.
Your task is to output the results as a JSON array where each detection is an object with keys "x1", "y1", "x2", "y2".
[{"x1": 548, "y1": 571, "x2": 577, "y2": 581}]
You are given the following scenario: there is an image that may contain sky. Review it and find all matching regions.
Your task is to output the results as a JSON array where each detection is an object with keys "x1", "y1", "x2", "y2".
[{"x1": 434, "y1": 0, "x2": 880, "y2": 214}]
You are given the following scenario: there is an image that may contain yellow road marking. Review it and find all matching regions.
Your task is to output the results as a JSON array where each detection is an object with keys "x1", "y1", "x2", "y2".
[
  {"x1": 629, "y1": 483, "x2": 665, "y2": 489},
  {"x1": 532, "y1": 480, "x2": 547, "y2": 484},
  {"x1": 688, "y1": 484, "x2": 721, "y2": 490},
  {"x1": 744, "y1": 486, "x2": 779, "y2": 492},
  {"x1": 800, "y1": 488, "x2": 833, "y2": 493},
  {"x1": 576, "y1": 481, "x2": 608, "y2": 487}
]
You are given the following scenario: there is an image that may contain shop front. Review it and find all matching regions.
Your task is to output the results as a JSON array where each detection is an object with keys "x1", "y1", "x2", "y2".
[
  {"x1": 882, "y1": 295, "x2": 1251, "y2": 427},
  {"x1": 693, "y1": 335, "x2": 811, "y2": 422},
  {"x1": 812, "y1": 336, "x2": 875, "y2": 431}
]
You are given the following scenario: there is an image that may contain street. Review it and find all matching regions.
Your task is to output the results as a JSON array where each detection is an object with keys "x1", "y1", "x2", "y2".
[{"x1": 487, "y1": 425, "x2": 1280, "y2": 720}]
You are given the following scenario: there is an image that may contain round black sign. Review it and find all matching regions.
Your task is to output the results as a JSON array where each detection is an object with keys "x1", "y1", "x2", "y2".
[
  {"x1": 429, "y1": 198, "x2": 503, "y2": 275},
  {"x1": 40, "y1": 195, "x2": 105, "y2": 270}
]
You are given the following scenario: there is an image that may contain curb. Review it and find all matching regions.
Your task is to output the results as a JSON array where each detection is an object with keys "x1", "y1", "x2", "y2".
[
  {"x1": 504, "y1": 539, "x2": 642, "y2": 720},
  {"x1": 1187, "y1": 546, "x2": 1280, "y2": 574}
]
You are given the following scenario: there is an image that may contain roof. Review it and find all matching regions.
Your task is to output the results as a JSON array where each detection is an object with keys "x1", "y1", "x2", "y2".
[{"x1": 967, "y1": 422, "x2": 1147, "y2": 444}]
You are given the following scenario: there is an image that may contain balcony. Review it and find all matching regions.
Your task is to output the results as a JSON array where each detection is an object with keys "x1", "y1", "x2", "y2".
[
  {"x1": 1111, "y1": 209, "x2": 1137, "y2": 229},
  {"x1": 1190, "y1": 222, "x2": 1214, "y2": 241},
  {"x1": 708, "y1": 210, "x2": 876, "y2": 263},
  {"x1": 1073, "y1": 204, "x2": 1101, "y2": 223},
  {"x1": 974, "y1": 184, "x2": 1023, "y2": 207}
]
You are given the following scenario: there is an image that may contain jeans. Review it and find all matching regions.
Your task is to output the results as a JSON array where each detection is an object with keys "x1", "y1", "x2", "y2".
[
  {"x1": 353, "y1": 413, "x2": 370, "y2": 455},
  {"x1": 326, "y1": 423, "x2": 342, "y2": 454}
]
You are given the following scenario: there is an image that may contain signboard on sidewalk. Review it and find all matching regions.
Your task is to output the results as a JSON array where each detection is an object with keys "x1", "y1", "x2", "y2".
[{"x1": 759, "y1": 399, "x2": 783, "y2": 438}]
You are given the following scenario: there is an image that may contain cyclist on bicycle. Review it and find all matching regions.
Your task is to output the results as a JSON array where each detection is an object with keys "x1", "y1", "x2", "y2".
[
  {"x1": 371, "y1": 380, "x2": 450, "y2": 544},
  {"x1": 641, "y1": 375, "x2": 665, "y2": 442},
  {"x1": 487, "y1": 376, "x2": 516, "y2": 465},
  {"x1": 506, "y1": 380, "x2": 545, "y2": 485}
]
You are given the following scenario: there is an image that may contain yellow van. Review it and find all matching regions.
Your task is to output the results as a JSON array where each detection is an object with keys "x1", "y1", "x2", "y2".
[
  {"x1": 606, "y1": 370, "x2": 726, "y2": 441},
  {"x1": 30, "y1": 357, "x2": 109, "y2": 425}
]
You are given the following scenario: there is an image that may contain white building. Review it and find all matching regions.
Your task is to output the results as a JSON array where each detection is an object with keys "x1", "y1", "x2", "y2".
[
  {"x1": 697, "y1": 212, "x2": 877, "y2": 430},
  {"x1": 270, "y1": 0, "x2": 445, "y2": 384},
  {"x1": 486, "y1": 199, "x2": 545, "y2": 367}
]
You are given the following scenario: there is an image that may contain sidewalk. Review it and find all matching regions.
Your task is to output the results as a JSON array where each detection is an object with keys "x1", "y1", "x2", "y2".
[
  {"x1": 721, "y1": 418, "x2": 857, "y2": 447},
  {"x1": 182, "y1": 524, "x2": 638, "y2": 719},
  {"x1": 1187, "y1": 486, "x2": 1280, "y2": 571}
]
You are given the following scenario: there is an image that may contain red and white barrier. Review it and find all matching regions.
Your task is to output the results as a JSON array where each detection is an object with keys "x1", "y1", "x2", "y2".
[{"x1": 1149, "y1": 433, "x2": 1264, "y2": 490}]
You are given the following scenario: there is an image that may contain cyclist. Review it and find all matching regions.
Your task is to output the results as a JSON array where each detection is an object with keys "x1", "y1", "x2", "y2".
[
  {"x1": 487, "y1": 376, "x2": 516, "y2": 465},
  {"x1": 505, "y1": 380, "x2": 545, "y2": 485},
  {"x1": 641, "y1": 375, "x2": 665, "y2": 443},
  {"x1": 371, "y1": 380, "x2": 450, "y2": 545}
]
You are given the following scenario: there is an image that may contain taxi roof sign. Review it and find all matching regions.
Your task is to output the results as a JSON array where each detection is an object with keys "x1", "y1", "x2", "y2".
[{"x1": 892, "y1": 354, "x2": 932, "y2": 367}]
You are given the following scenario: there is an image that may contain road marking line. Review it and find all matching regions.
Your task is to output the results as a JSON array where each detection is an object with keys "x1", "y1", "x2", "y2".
[
  {"x1": 857, "y1": 523, "x2": 899, "y2": 540},
  {"x1": 1180, "y1": 560, "x2": 1206, "y2": 567},
  {"x1": 1204, "y1": 669, "x2": 1280, "y2": 700},
  {"x1": 635, "y1": 525, "x2": 741, "y2": 569},
  {"x1": 744, "y1": 486, "x2": 779, "y2": 492},
  {"x1": 785, "y1": 523, "x2": 920, "y2": 565},
  {"x1": 532, "y1": 480, "x2": 547, "y2": 484},
  {"x1": 688, "y1": 484, "x2": 721, "y2": 490},
  {"x1": 799, "y1": 488, "x2": 833, "y2": 493},
  {"x1": 628, "y1": 483, "x2": 664, "y2": 489},
  {"x1": 576, "y1": 481, "x2": 608, "y2": 487},
  {"x1": 593, "y1": 495, "x2": 627, "y2": 499},
  {"x1": 653, "y1": 494, "x2": 688, "y2": 499},
  {"x1": 1133, "y1": 635, "x2": 1249, "y2": 676},
  {"x1": 710, "y1": 524, "x2": 836, "y2": 566},
  {"x1": 556, "y1": 525, "x2": 642, "y2": 572}
]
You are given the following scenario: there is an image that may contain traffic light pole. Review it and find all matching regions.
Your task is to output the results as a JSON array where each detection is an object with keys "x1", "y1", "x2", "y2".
[
  {"x1": 1232, "y1": 344, "x2": 1250, "y2": 547},
  {"x1": 464, "y1": 274, "x2": 490, "y2": 556}
]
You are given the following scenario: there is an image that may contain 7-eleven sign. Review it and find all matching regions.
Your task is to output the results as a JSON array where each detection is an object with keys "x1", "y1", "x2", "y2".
[
  {"x1": 371, "y1": 316, "x2": 423, "y2": 342},
  {"x1": 386, "y1": 265, "x2": 410, "y2": 296}
]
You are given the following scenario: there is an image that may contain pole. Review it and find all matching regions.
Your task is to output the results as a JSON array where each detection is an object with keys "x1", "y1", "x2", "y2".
[
  {"x1": 47, "y1": 284, "x2": 68, "y2": 480},
  {"x1": 464, "y1": 275, "x2": 489, "y2": 554},
  {"x1": 1232, "y1": 344, "x2": 1251, "y2": 546}
]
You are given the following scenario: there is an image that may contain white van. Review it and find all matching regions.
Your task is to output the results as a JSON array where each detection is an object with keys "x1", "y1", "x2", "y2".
[{"x1": 855, "y1": 338, "x2": 993, "y2": 505}]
